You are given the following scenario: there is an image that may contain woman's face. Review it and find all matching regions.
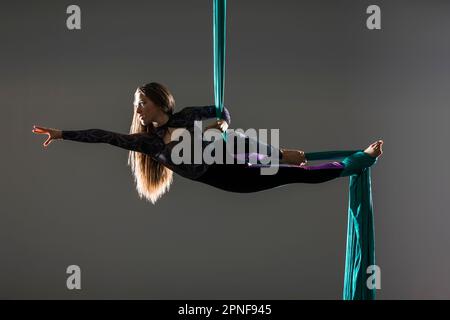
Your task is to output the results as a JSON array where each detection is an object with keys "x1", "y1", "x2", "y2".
[{"x1": 133, "y1": 89, "x2": 160, "y2": 126}]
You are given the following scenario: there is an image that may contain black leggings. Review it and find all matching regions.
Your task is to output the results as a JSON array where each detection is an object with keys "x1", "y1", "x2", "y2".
[{"x1": 195, "y1": 161, "x2": 345, "y2": 193}]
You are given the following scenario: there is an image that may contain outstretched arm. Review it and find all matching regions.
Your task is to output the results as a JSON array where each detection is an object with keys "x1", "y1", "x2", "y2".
[
  {"x1": 61, "y1": 129, "x2": 165, "y2": 156},
  {"x1": 32, "y1": 125, "x2": 165, "y2": 157}
]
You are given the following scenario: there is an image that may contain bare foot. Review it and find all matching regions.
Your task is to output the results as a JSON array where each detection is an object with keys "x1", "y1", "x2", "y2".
[{"x1": 364, "y1": 140, "x2": 384, "y2": 158}]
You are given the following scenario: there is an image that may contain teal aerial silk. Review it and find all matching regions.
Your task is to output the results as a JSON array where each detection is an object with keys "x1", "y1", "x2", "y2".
[
  {"x1": 212, "y1": 1, "x2": 376, "y2": 300},
  {"x1": 306, "y1": 151, "x2": 376, "y2": 300},
  {"x1": 213, "y1": 0, "x2": 227, "y2": 141}
]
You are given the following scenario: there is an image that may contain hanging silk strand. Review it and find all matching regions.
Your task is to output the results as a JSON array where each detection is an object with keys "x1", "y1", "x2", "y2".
[
  {"x1": 305, "y1": 151, "x2": 376, "y2": 300},
  {"x1": 212, "y1": 1, "x2": 376, "y2": 300},
  {"x1": 213, "y1": 0, "x2": 227, "y2": 142}
]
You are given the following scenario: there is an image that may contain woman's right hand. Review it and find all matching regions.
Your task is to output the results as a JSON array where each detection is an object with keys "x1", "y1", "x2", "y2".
[{"x1": 32, "y1": 125, "x2": 63, "y2": 147}]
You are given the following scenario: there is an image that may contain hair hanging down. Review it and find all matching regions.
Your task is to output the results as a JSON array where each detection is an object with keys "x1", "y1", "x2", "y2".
[{"x1": 127, "y1": 82, "x2": 175, "y2": 204}]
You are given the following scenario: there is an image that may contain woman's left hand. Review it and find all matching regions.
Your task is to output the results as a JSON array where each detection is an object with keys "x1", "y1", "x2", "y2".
[{"x1": 204, "y1": 119, "x2": 228, "y2": 133}]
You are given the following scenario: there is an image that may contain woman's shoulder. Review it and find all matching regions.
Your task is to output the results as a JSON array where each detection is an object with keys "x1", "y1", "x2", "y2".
[
  {"x1": 168, "y1": 105, "x2": 214, "y2": 126},
  {"x1": 174, "y1": 105, "x2": 214, "y2": 115}
]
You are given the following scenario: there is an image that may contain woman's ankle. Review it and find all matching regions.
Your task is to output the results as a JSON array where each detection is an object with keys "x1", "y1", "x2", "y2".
[{"x1": 340, "y1": 151, "x2": 377, "y2": 177}]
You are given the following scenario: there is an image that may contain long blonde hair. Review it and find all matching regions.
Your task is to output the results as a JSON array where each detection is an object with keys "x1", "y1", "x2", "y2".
[{"x1": 127, "y1": 82, "x2": 175, "y2": 204}]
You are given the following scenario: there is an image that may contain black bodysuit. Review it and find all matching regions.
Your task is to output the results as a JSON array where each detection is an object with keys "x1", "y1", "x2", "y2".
[{"x1": 62, "y1": 105, "x2": 349, "y2": 193}]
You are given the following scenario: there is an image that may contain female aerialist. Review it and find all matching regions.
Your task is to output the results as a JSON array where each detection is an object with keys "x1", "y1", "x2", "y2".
[{"x1": 32, "y1": 82, "x2": 383, "y2": 203}]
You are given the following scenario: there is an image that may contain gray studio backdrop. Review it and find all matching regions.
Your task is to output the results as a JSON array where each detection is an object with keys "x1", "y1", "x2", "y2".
[{"x1": 1, "y1": 0, "x2": 449, "y2": 299}]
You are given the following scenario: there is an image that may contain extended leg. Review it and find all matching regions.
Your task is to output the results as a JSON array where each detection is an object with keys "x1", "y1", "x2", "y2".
[
  {"x1": 195, "y1": 141, "x2": 383, "y2": 193},
  {"x1": 195, "y1": 161, "x2": 345, "y2": 193}
]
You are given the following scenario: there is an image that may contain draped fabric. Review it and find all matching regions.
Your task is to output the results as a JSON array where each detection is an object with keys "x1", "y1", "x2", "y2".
[
  {"x1": 306, "y1": 151, "x2": 376, "y2": 300},
  {"x1": 212, "y1": 1, "x2": 376, "y2": 300}
]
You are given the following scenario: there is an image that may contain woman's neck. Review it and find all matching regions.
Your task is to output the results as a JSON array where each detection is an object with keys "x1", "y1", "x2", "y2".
[{"x1": 153, "y1": 112, "x2": 170, "y2": 128}]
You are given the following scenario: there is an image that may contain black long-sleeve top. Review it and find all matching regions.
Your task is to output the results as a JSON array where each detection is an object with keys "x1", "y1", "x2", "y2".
[{"x1": 62, "y1": 105, "x2": 281, "y2": 179}]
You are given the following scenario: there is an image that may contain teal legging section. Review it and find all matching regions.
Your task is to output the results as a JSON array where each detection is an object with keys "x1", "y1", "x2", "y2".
[
  {"x1": 306, "y1": 150, "x2": 377, "y2": 300},
  {"x1": 213, "y1": 1, "x2": 377, "y2": 300}
]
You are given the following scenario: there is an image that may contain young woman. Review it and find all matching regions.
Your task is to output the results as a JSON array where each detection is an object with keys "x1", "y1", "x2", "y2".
[{"x1": 32, "y1": 82, "x2": 383, "y2": 203}]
